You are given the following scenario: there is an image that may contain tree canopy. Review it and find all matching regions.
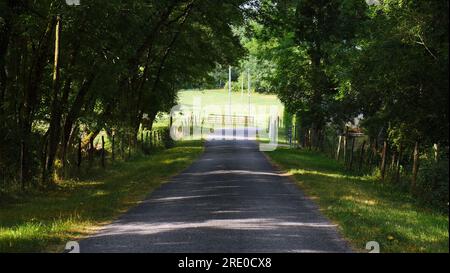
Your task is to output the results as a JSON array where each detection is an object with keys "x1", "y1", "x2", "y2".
[
  {"x1": 0, "y1": 0, "x2": 246, "y2": 187},
  {"x1": 244, "y1": 0, "x2": 448, "y2": 148}
]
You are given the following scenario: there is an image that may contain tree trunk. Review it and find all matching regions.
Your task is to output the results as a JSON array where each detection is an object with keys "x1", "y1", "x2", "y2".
[
  {"x1": 132, "y1": 112, "x2": 143, "y2": 146},
  {"x1": 19, "y1": 16, "x2": 57, "y2": 186},
  {"x1": 19, "y1": 140, "x2": 26, "y2": 190},
  {"x1": 77, "y1": 137, "x2": 82, "y2": 169},
  {"x1": 44, "y1": 15, "x2": 62, "y2": 184},
  {"x1": 0, "y1": 15, "x2": 10, "y2": 111},
  {"x1": 61, "y1": 72, "x2": 96, "y2": 164}
]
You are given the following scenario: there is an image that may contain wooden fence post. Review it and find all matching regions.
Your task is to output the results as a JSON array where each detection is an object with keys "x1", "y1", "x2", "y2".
[
  {"x1": 395, "y1": 144, "x2": 403, "y2": 183},
  {"x1": 318, "y1": 129, "x2": 324, "y2": 152},
  {"x1": 343, "y1": 135, "x2": 348, "y2": 164},
  {"x1": 149, "y1": 131, "x2": 153, "y2": 149},
  {"x1": 308, "y1": 129, "x2": 312, "y2": 150},
  {"x1": 374, "y1": 140, "x2": 379, "y2": 166},
  {"x1": 128, "y1": 134, "x2": 131, "y2": 159},
  {"x1": 151, "y1": 131, "x2": 156, "y2": 147},
  {"x1": 146, "y1": 131, "x2": 149, "y2": 152},
  {"x1": 412, "y1": 142, "x2": 419, "y2": 191},
  {"x1": 141, "y1": 131, "x2": 144, "y2": 151},
  {"x1": 101, "y1": 136, "x2": 105, "y2": 168},
  {"x1": 201, "y1": 118, "x2": 204, "y2": 139},
  {"x1": 390, "y1": 152, "x2": 396, "y2": 171},
  {"x1": 120, "y1": 134, "x2": 124, "y2": 160},
  {"x1": 293, "y1": 122, "x2": 297, "y2": 146},
  {"x1": 89, "y1": 136, "x2": 94, "y2": 163},
  {"x1": 302, "y1": 132, "x2": 306, "y2": 149},
  {"x1": 433, "y1": 143, "x2": 439, "y2": 162},
  {"x1": 111, "y1": 134, "x2": 115, "y2": 162},
  {"x1": 190, "y1": 112, "x2": 194, "y2": 136},
  {"x1": 380, "y1": 141, "x2": 388, "y2": 181},
  {"x1": 367, "y1": 142, "x2": 375, "y2": 170},
  {"x1": 336, "y1": 135, "x2": 342, "y2": 161},
  {"x1": 359, "y1": 140, "x2": 366, "y2": 172},
  {"x1": 328, "y1": 133, "x2": 334, "y2": 158},
  {"x1": 19, "y1": 140, "x2": 25, "y2": 190},
  {"x1": 348, "y1": 137, "x2": 356, "y2": 170}
]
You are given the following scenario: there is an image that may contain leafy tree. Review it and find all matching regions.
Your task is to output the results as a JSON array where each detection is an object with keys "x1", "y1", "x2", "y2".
[
  {"x1": 254, "y1": 0, "x2": 367, "y2": 146},
  {"x1": 0, "y1": 0, "x2": 246, "y2": 188}
]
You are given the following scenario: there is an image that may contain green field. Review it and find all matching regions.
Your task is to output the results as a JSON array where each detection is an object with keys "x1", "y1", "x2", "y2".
[
  {"x1": 264, "y1": 148, "x2": 449, "y2": 253},
  {"x1": 178, "y1": 89, "x2": 284, "y2": 110},
  {"x1": 0, "y1": 141, "x2": 204, "y2": 252},
  {"x1": 168, "y1": 89, "x2": 287, "y2": 142},
  {"x1": 156, "y1": 89, "x2": 284, "y2": 127}
]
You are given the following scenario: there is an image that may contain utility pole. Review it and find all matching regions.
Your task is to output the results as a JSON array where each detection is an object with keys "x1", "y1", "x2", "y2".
[
  {"x1": 241, "y1": 72, "x2": 244, "y2": 99},
  {"x1": 229, "y1": 66, "x2": 232, "y2": 117},
  {"x1": 247, "y1": 68, "x2": 251, "y2": 117}
]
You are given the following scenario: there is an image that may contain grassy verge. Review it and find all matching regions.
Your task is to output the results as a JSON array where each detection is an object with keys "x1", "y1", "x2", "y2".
[
  {"x1": 0, "y1": 141, "x2": 204, "y2": 253},
  {"x1": 265, "y1": 147, "x2": 449, "y2": 253}
]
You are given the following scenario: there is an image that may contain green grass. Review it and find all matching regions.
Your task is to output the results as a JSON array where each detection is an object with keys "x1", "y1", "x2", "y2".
[
  {"x1": 178, "y1": 89, "x2": 284, "y2": 110},
  {"x1": 178, "y1": 89, "x2": 283, "y2": 128},
  {"x1": 152, "y1": 89, "x2": 285, "y2": 134},
  {"x1": 176, "y1": 89, "x2": 287, "y2": 142},
  {"x1": 0, "y1": 141, "x2": 204, "y2": 253},
  {"x1": 265, "y1": 147, "x2": 449, "y2": 253}
]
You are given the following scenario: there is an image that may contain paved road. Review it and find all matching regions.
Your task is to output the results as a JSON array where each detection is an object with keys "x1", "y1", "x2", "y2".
[{"x1": 80, "y1": 132, "x2": 351, "y2": 253}]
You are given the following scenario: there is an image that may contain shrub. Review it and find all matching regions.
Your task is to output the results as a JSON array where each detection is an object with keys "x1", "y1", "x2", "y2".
[
  {"x1": 415, "y1": 158, "x2": 449, "y2": 213},
  {"x1": 223, "y1": 81, "x2": 242, "y2": 93}
]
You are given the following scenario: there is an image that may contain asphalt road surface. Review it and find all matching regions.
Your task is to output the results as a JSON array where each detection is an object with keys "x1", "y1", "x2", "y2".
[{"x1": 80, "y1": 130, "x2": 351, "y2": 253}]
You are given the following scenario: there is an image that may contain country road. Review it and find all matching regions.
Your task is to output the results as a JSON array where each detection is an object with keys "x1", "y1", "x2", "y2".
[{"x1": 80, "y1": 131, "x2": 351, "y2": 253}]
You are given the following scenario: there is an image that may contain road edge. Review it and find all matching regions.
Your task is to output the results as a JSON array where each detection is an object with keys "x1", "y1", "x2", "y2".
[{"x1": 261, "y1": 149, "x2": 360, "y2": 253}]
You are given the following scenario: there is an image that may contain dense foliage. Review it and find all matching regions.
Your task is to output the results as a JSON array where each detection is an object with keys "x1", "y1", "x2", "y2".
[
  {"x1": 250, "y1": 0, "x2": 448, "y2": 146},
  {"x1": 244, "y1": 0, "x2": 448, "y2": 211},
  {"x1": 0, "y1": 0, "x2": 246, "y2": 189}
]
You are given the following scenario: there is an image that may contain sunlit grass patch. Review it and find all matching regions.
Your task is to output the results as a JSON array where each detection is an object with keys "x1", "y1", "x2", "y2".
[
  {"x1": 265, "y1": 147, "x2": 449, "y2": 253},
  {"x1": 0, "y1": 141, "x2": 204, "y2": 253}
]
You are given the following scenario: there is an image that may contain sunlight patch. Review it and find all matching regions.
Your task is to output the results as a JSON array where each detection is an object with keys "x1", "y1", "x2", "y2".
[{"x1": 342, "y1": 195, "x2": 377, "y2": 206}]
